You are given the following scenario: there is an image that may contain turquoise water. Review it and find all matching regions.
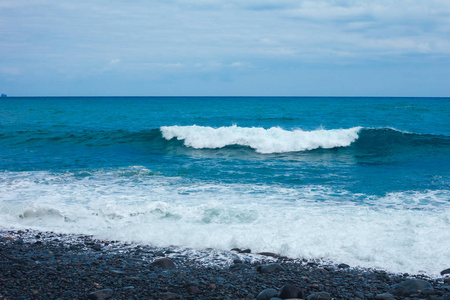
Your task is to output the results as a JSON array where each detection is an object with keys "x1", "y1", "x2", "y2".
[{"x1": 1, "y1": 97, "x2": 449, "y2": 274}]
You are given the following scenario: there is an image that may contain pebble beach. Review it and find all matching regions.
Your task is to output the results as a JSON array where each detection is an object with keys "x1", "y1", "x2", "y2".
[{"x1": 2, "y1": 229, "x2": 450, "y2": 300}]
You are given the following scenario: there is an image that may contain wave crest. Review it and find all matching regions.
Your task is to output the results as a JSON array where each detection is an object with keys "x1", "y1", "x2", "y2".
[{"x1": 160, "y1": 125, "x2": 362, "y2": 153}]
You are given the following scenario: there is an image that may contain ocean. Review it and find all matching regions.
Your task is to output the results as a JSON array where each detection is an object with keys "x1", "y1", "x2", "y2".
[{"x1": 0, "y1": 97, "x2": 449, "y2": 276}]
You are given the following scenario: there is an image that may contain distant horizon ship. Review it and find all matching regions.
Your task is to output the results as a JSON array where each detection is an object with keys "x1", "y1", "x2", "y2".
[{"x1": 1, "y1": 93, "x2": 7, "y2": 97}]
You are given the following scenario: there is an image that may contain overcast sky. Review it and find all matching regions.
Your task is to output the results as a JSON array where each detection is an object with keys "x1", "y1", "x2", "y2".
[{"x1": 1, "y1": 0, "x2": 449, "y2": 96}]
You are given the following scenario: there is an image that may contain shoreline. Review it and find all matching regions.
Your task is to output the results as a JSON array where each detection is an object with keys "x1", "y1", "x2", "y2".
[{"x1": 1, "y1": 229, "x2": 450, "y2": 300}]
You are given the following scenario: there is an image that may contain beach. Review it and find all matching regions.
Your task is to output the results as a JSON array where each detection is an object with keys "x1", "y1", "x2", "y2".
[{"x1": 2, "y1": 229, "x2": 450, "y2": 300}]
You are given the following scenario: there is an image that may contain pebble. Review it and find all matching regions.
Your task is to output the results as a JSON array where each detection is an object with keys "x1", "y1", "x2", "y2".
[
  {"x1": 257, "y1": 263, "x2": 286, "y2": 273},
  {"x1": 229, "y1": 263, "x2": 250, "y2": 270},
  {"x1": 257, "y1": 288, "x2": 278, "y2": 300},
  {"x1": 151, "y1": 258, "x2": 176, "y2": 269},
  {"x1": 390, "y1": 278, "x2": 433, "y2": 295},
  {"x1": 374, "y1": 292, "x2": 395, "y2": 300},
  {"x1": 239, "y1": 248, "x2": 251, "y2": 253},
  {"x1": 91, "y1": 244, "x2": 102, "y2": 251},
  {"x1": 87, "y1": 288, "x2": 113, "y2": 299},
  {"x1": 338, "y1": 263, "x2": 350, "y2": 269},
  {"x1": 258, "y1": 252, "x2": 279, "y2": 258},
  {"x1": 160, "y1": 292, "x2": 182, "y2": 299},
  {"x1": 307, "y1": 291, "x2": 331, "y2": 300},
  {"x1": 1, "y1": 229, "x2": 450, "y2": 300},
  {"x1": 279, "y1": 284, "x2": 304, "y2": 299}
]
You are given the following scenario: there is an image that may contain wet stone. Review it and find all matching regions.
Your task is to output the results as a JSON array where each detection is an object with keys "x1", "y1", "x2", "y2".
[
  {"x1": 160, "y1": 292, "x2": 182, "y2": 299},
  {"x1": 374, "y1": 293, "x2": 395, "y2": 300},
  {"x1": 307, "y1": 292, "x2": 331, "y2": 300},
  {"x1": 279, "y1": 284, "x2": 304, "y2": 299},
  {"x1": 258, "y1": 252, "x2": 279, "y2": 258},
  {"x1": 239, "y1": 248, "x2": 251, "y2": 253},
  {"x1": 229, "y1": 263, "x2": 250, "y2": 270},
  {"x1": 257, "y1": 263, "x2": 286, "y2": 273},
  {"x1": 88, "y1": 288, "x2": 113, "y2": 299},
  {"x1": 390, "y1": 279, "x2": 433, "y2": 295},
  {"x1": 257, "y1": 288, "x2": 278, "y2": 300},
  {"x1": 338, "y1": 263, "x2": 350, "y2": 269},
  {"x1": 151, "y1": 258, "x2": 176, "y2": 269},
  {"x1": 91, "y1": 244, "x2": 102, "y2": 251}
]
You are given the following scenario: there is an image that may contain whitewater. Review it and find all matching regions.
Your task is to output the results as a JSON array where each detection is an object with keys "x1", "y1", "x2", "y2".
[{"x1": 0, "y1": 97, "x2": 449, "y2": 276}]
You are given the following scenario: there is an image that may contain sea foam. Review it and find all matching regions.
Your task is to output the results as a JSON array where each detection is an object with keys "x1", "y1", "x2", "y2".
[
  {"x1": 1, "y1": 169, "x2": 449, "y2": 276},
  {"x1": 160, "y1": 125, "x2": 362, "y2": 153}
]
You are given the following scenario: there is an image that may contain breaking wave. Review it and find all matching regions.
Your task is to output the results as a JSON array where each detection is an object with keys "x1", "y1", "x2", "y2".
[{"x1": 161, "y1": 125, "x2": 362, "y2": 153}]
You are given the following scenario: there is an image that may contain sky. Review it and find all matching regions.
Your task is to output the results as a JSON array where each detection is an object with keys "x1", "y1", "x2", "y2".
[{"x1": 1, "y1": 0, "x2": 450, "y2": 97}]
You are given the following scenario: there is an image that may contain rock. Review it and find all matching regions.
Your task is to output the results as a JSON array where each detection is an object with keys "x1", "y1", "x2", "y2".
[
  {"x1": 160, "y1": 292, "x2": 182, "y2": 299},
  {"x1": 374, "y1": 293, "x2": 395, "y2": 300},
  {"x1": 110, "y1": 269, "x2": 128, "y2": 275},
  {"x1": 307, "y1": 292, "x2": 331, "y2": 300},
  {"x1": 389, "y1": 286, "x2": 409, "y2": 297},
  {"x1": 88, "y1": 289, "x2": 113, "y2": 299},
  {"x1": 338, "y1": 263, "x2": 350, "y2": 269},
  {"x1": 154, "y1": 251, "x2": 165, "y2": 257},
  {"x1": 229, "y1": 263, "x2": 250, "y2": 270},
  {"x1": 441, "y1": 285, "x2": 450, "y2": 291},
  {"x1": 258, "y1": 252, "x2": 279, "y2": 258},
  {"x1": 3, "y1": 236, "x2": 15, "y2": 242},
  {"x1": 257, "y1": 263, "x2": 286, "y2": 273},
  {"x1": 60, "y1": 290, "x2": 77, "y2": 298},
  {"x1": 390, "y1": 279, "x2": 433, "y2": 296},
  {"x1": 239, "y1": 248, "x2": 251, "y2": 253},
  {"x1": 257, "y1": 288, "x2": 278, "y2": 300},
  {"x1": 441, "y1": 268, "x2": 450, "y2": 276},
  {"x1": 354, "y1": 291, "x2": 364, "y2": 299},
  {"x1": 186, "y1": 285, "x2": 199, "y2": 294},
  {"x1": 186, "y1": 281, "x2": 200, "y2": 294},
  {"x1": 91, "y1": 244, "x2": 102, "y2": 251},
  {"x1": 279, "y1": 284, "x2": 304, "y2": 299},
  {"x1": 151, "y1": 258, "x2": 176, "y2": 269}
]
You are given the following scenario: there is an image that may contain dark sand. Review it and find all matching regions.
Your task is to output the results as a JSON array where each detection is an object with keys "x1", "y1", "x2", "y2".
[{"x1": 1, "y1": 229, "x2": 449, "y2": 300}]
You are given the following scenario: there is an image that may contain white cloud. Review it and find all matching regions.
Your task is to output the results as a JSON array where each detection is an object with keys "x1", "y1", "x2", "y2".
[{"x1": 1, "y1": 0, "x2": 449, "y2": 95}]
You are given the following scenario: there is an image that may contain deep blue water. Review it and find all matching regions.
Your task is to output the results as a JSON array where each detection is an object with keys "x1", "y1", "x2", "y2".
[
  {"x1": 1, "y1": 97, "x2": 449, "y2": 274},
  {"x1": 1, "y1": 97, "x2": 449, "y2": 195}
]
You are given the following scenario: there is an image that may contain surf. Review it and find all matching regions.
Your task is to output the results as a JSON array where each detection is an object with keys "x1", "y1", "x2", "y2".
[{"x1": 160, "y1": 125, "x2": 362, "y2": 153}]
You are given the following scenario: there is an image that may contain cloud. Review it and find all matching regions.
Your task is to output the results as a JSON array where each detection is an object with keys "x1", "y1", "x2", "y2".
[{"x1": 0, "y1": 0, "x2": 449, "y2": 95}]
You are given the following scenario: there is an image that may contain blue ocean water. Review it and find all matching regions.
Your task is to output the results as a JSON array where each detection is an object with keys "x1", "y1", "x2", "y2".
[{"x1": 1, "y1": 97, "x2": 449, "y2": 275}]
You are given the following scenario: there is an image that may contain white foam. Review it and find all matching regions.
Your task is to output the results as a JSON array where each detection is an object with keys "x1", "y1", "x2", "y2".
[
  {"x1": 160, "y1": 125, "x2": 362, "y2": 153},
  {"x1": 1, "y1": 169, "x2": 449, "y2": 276}
]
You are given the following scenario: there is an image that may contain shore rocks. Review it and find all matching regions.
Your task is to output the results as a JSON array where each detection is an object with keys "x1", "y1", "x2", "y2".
[
  {"x1": 257, "y1": 288, "x2": 278, "y2": 300},
  {"x1": 257, "y1": 263, "x2": 286, "y2": 273},
  {"x1": 88, "y1": 289, "x2": 113, "y2": 299},
  {"x1": 442, "y1": 268, "x2": 450, "y2": 276},
  {"x1": 389, "y1": 278, "x2": 433, "y2": 296},
  {"x1": 279, "y1": 284, "x2": 304, "y2": 299},
  {"x1": 307, "y1": 292, "x2": 331, "y2": 300},
  {"x1": 1, "y1": 229, "x2": 450, "y2": 300},
  {"x1": 151, "y1": 258, "x2": 176, "y2": 269}
]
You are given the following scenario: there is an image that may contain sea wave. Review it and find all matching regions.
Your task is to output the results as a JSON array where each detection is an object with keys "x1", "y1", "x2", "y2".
[
  {"x1": 160, "y1": 125, "x2": 362, "y2": 153},
  {"x1": 0, "y1": 169, "x2": 449, "y2": 275},
  {"x1": 160, "y1": 125, "x2": 450, "y2": 154},
  {"x1": 2, "y1": 126, "x2": 449, "y2": 156}
]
